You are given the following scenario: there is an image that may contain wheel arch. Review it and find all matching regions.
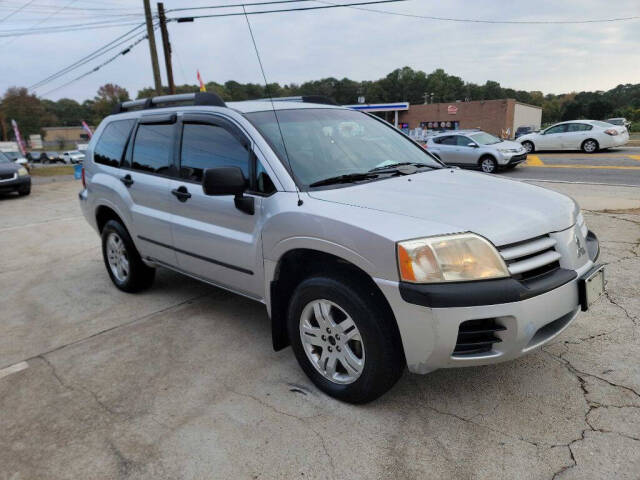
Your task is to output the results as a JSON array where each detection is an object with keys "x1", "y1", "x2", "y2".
[
  {"x1": 581, "y1": 138, "x2": 599, "y2": 152},
  {"x1": 268, "y1": 248, "x2": 403, "y2": 361}
]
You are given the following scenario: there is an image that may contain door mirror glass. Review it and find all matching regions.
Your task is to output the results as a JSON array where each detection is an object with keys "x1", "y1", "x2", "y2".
[
  {"x1": 467, "y1": 142, "x2": 478, "y2": 148},
  {"x1": 202, "y1": 166, "x2": 247, "y2": 196}
]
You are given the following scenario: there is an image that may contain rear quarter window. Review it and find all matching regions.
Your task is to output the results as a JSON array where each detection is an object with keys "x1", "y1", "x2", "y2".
[{"x1": 94, "y1": 120, "x2": 135, "y2": 167}]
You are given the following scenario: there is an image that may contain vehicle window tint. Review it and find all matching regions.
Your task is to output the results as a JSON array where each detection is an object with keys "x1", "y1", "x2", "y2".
[
  {"x1": 567, "y1": 123, "x2": 592, "y2": 132},
  {"x1": 545, "y1": 124, "x2": 567, "y2": 134},
  {"x1": 255, "y1": 160, "x2": 276, "y2": 195},
  {"x1": 94, "y1": 119, "x2": 135, "y2": 167},
  {"x1": 131, "y1": 124, "x2": 174, "y2": 174},
  {"x1": 437, "y1": 136, "x2": 457, "y2": 145},
  {"x1": 180, "y1": 123, "x2": 249, "y2": 182},
  {"x1": 456, "y1": 136, "x2": 473, "y2": 146}
]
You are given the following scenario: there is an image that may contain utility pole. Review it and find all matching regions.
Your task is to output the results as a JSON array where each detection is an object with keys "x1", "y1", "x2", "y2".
[
  {"x1": 143, "y1": 0, "x2": 162, "y2": 94},
  {"x1": 157, "y1": 3, "x2": 175, "y2": 94}
]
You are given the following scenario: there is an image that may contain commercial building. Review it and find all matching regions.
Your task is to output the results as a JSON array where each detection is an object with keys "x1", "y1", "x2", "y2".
[
  {"x1": 397, "y1": 99, "x2": 542, "y2": 138},
  {"x1": 41, "y1": 126, "x2": 93, "y2": 148}
]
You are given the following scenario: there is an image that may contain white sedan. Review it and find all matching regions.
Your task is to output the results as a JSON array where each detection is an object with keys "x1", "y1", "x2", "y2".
[{"x1": 517, "y1": 120, "x2": 629, "y2": 153}]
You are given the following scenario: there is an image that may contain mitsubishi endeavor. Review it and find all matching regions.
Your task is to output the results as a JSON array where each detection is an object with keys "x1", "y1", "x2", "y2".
[{"x1": 79, "y1": 93, "x2": 604, "y2": 403}]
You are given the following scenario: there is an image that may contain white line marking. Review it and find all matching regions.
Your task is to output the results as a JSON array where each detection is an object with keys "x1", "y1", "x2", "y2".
[
  {"x1": 516, "y1": 178, "x2": 640, "y2": 188},
  {"x1": 0, "y1": 361, "x2": 29, "y2": 380}
]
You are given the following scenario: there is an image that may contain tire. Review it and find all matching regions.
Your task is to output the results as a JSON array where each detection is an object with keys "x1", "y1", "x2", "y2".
[
  {"x1": 101, "y1": 219, "x2": 155, "y2": 293},
  {"x1": 521, "y1": 141, "x2": 534, "y2": 153},
  {"x1": 581, "y1": 139, "x2": 598, "y2": 153},
  {"x1": 479, "y1": 156, "x2": 498, "y2": 174},
  {"x1": 287, "y1": 274, "x2": 404, "y2": 403},
  {"x1": 18, "y1": 185, "x2": 31, "y2": 196}
]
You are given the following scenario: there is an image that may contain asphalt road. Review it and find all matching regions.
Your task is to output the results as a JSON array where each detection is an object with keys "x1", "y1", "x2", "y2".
[
  {"x1": 1, "y1": 180, "x2": 640, "y2": 479},
  {"x1": 501, "y1": 147, "x2": 640, "y2": 186}
]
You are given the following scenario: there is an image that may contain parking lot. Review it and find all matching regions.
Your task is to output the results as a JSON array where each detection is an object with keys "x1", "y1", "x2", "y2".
[
  {"x1": 503, "y1": 147, "x2": 640, "y2": 186},
  {"x1": 1, "y1": 177, "x2": 639, "y2": 479}
]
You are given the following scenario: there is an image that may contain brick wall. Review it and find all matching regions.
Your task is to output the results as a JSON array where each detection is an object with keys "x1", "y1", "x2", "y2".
[{"x1": 398, "y1": 99, "x2": 516, "y2": 137}]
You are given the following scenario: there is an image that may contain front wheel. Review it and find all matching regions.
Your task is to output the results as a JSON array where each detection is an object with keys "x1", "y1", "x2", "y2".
[
  {"x1": 480, "y1": 156, "x2": 498, "y2": 174},
  {"x1": 101, "y1": 220, "x2": 155, "y2": 292},
  {"x1": 287, "y1": 275, "x2": 404, "y2": 403},
  {"x1": 581, "y1": 139, "x2": 599, "y2": 153},
  {"x1": 521, "y1": 141, "x2": 534, "y2": 153}
]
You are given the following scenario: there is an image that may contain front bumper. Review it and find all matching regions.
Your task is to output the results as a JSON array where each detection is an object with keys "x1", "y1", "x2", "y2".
[
  {"x1": 374, "y1": 232, "x2": 599, "y2": 374},
  {"x1": 0, "y1": 174, "x2": 30, "y2": 193}
]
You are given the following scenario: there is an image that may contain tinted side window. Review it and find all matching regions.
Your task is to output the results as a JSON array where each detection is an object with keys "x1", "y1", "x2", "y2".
[
  {"x1": 255, "y1": 160, "x2": 276, "y2": 195},
  {"x1": 439, "y1": 136, "x2": 458, "y2": 146},
  {"x1": 131, "y1": 124, "x2": 174, "y2": 174},
  {"x1": 456, "y1": 136, "x2": 473, "y2": 146},
  {"x1": 180, "y1": 123, "x2": 249, "y2": 182},
  {"x1": 567, "y1": 123, "x2": 592, "y2": 132},
  {"x1": 545, "y1": 124, "x2": 567, "y2": 134},
  {"x1": 94, "y1": 120, "x2": 135, "y2": 167}
]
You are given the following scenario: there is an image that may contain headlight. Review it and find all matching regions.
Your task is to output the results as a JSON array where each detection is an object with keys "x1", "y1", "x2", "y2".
[
  {"x1": 397, "y1": 233, "x2": 509, "y2": 283},
  {"x1": 17, "y1": 167, "x2": 29, "y2": 177}
]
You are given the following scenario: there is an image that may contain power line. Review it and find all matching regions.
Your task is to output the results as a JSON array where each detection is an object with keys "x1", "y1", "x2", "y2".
[
  {"x1": 316, "y1": 0, "x2": 640, "y2": 24},
  {"x1": 39, "y1": 31, "x2": 151, "y2": 98},
  {"x1": 170, "y1": 0, "x2": 406, "y2": 21},
  {"x1": 0, "y1": 18, "x2": 145, "y2": 37},
  {"x1": 0, "y1": 0, "x2": 78, "y2": 48},
  {"x1": 167, "y1": 0, "x2": 318, "y2": 13},
  {"x1": 29, "y1": 23, "x2": 146, "y2": 90},
  {"x1": 0, "y1": 0, "x2": 38, "y2": 24}
]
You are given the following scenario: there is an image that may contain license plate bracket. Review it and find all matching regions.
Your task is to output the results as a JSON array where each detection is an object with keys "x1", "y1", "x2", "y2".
[{"x1": 579, "y1": 265, "x2": 605, "y2": 311}]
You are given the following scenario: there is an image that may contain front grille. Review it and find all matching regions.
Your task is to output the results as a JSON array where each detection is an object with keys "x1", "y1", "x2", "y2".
[
  {"x1": 453, "y1": 318, "x2": 505, "y2": 356},
  {"x1": 0, "y1": 172, "x2": 16, "y2": 181},
  {"x1": 509, "y1": 153, "x2": 527, "y2": 163},
  {"x1": 498, "y1": 234, "x2": 561, "y2": 281}
]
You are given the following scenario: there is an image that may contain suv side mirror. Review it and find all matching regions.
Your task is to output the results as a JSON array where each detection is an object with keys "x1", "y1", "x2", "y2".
[
  {"x1": 467, "y1": 142, "x2": 478, "y2": 148},
  {"x1": 202, "y1": 166, "x2": 246, "y2": 196},
  {"x1": 202, "y1": 166, "x2": 254, "y2": 215}
]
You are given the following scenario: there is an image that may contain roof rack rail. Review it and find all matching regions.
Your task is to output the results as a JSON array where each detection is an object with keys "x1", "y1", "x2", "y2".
[
  {"x1": 257, "y1": 95, "x2": 339, "y2": 106},
  {"x1": 112, "y1": 92, "x2": 226, "y2": 114}
]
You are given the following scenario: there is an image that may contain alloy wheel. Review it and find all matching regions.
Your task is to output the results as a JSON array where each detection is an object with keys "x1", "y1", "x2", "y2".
[
  {"x1": 583, "y1": 140, "x2": 597, "y2": 153},
  {"x1": 106, "y1": 232, "x2": 129, "y2": 282},
  {"x1": 299, "y1": 299, "x2": 365, "y2": 384},
  {"x1": 481, "y1": 158, "x2": 496, "y2": 173}
]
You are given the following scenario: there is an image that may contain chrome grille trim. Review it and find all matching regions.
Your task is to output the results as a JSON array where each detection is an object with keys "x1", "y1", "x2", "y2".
[
  {"x1": 500, "y1": 236, "x2": 557, "y2": 261},
  {"x1": 498, "y1": 234, "x2": 561, "y2": 277},
  {"x1": 507, "y1": 250, "x2": 562, "y2": 275}
]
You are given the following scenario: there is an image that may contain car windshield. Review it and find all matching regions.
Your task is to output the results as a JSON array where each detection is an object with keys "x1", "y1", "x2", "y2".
[
  {"x1": 0, "y1": 152, "x2": 10, "y2": 163},
  {"x1": 245, "y1": 108, "x2": 441, "y2": 188},
  {"x1": 69, "y1": 150, "x2": 82, "y2": 155},
  {"x1": 469, "y1": 132, "x2": 502, "y2": 145}
]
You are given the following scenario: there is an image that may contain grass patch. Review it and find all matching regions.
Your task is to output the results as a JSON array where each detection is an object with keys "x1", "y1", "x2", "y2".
[{"x1": 30, "y1": 165, "x2": 74, "y2": 176}]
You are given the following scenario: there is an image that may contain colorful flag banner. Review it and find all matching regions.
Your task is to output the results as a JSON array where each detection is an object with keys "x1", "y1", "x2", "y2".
[
  {"x1": 81, "y1": 120, "x2": 93, "y2": 139},
  {"x1": 197, "y1": 70, "x2": 206, "y2": 92},
  {"x1": 10, "y1": 119, "x2": 26, "y2": 156}
]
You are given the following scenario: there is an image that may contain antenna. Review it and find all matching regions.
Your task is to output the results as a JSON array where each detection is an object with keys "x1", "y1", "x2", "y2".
[{"x1": 242, "y1": 6, "x2": 303, "y2": 207}]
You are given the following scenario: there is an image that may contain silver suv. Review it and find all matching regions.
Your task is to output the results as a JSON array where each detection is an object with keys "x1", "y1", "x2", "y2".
[
  {"x1": 79, "y1": 93, "x2": 604, "y2": 403},
  {"x1": 426, "y1": 130, "x2": 528, "y2": 173}
]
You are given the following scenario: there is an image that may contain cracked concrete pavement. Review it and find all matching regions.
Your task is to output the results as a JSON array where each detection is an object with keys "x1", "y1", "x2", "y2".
[{"x1": 1, "y1": 179, "x2": 639, "y2": 479}]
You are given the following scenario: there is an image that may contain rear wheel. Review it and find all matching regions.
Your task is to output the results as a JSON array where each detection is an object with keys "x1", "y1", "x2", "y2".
[
  {"x1": 522, "y1": 141, "x2": 534, "y2": 153},
  {"x1": 480, "y1": 156, "x2": 498, "y2": 174},
  {"x1": 581, "y1": 139, "x2": 598, "y2": 153},
  {"x1": 101, "y1": 220, "x2": 155, "y2": 292},
  {"x1": 287, "y1": 275, "x2": 404, "y2": 403}
]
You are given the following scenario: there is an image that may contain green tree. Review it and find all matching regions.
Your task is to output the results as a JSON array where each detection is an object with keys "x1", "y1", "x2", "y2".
[
  {"x1": 92, "y1": 84, "x2": 130, "y2": 123},
  {"x1": 0, "y1": 87, "x2": 51, "y2": 139}
]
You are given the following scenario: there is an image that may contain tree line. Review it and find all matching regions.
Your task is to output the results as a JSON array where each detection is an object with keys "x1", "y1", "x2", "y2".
[{"x1": 1, "y1": 67, "x2": 639, "y2": 141}]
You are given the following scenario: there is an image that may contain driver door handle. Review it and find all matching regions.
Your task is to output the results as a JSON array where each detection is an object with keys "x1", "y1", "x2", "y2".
[
  {"x1": 171, "y1": 185, "x2": 191, "y2": 202},
  {"x1": 120, "y1": 174, "x2": 134, "y2": 187}
]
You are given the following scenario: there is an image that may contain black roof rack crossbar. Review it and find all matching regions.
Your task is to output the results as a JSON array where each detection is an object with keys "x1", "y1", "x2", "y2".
[
  {"x1": 257, "y1": 95, "x2": 339, "y2": 106},
  {"x1": 113, "y1": 92, "x2": 226, "y2": 114}
]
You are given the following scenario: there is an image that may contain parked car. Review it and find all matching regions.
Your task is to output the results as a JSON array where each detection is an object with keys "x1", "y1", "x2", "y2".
[
  {"x1": 26, "y1": 152, "x2": 42, "y2": 163},
  {"x1": 517, "y1": 120, "x2": 629, "y2": 153},
  {"x1": 605, "y1": 117, "x2": 631, "y2": 130},
  {"x1": 0, "y1": 151, "x2": 31, "y2": 196},
  {"x1": 515, "y1": 125, "x2": 536, "y2": 138},
  {"x1": 425, "y1": 130, "x2": 527, "y2": 173},
  {"x1": 40, "y1": 151, "x2": 63, "y2": 164},
  {"x1": 79, "y1": 93, "x2": 604, "y2": 403},
  {"x1": 62, "y1": 150, "x2": 85, "y2": 164}
]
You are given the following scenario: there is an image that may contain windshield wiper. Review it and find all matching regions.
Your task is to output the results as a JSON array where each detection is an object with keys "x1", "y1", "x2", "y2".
[
  {"x1": 368, "y1": 162, "x2": 433, "y2": 173},
  {"x1": 309, "y1": 172, "x2": 378, "y2": 188}
]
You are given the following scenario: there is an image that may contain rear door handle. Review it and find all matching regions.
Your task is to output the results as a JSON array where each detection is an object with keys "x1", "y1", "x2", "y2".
[
  {"x1": 171, "y1": 186, "x2": 191, "y2": 202},
  {"x1": 120, "y1": 174, "x2": 134, "y2": 187}
]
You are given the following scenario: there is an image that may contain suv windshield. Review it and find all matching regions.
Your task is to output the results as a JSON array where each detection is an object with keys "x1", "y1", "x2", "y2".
[
  {"x1": 0, "y1": 152, "x2": 10, "y2": 163},
  {"x1": 245, "y1": 108, "x2": 441, "y2": 188},
  {"x1": 469, "y1": 132, "x2": 502, "y2": 145}
]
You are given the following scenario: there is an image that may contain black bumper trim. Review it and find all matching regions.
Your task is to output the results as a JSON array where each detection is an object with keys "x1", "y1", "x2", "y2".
[{"x1": 399, "y1": 268, "x2": 577, "y2": 308}]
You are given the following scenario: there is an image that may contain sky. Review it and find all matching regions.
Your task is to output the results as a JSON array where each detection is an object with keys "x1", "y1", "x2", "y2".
[{"x1": 1, "y1": 0, "x2": 639, "y2": 102}]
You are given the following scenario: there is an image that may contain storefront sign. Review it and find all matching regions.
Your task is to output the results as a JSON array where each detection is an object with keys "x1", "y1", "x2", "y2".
[{"x1": 447, "y1": 105, "x2": 458, "y2": 115}]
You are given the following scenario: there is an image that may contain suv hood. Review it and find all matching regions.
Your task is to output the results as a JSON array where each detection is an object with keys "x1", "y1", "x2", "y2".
[
  {"x1": 308, "y1": 169, "x2": 576, "y2": 246},
  {"x1": 0, "y1": 162, "x2": 19, "y2": 175}
]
